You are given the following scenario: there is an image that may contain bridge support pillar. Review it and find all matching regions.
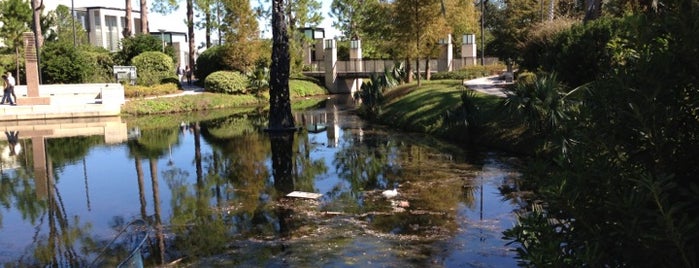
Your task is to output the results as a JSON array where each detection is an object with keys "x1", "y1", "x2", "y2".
[
  {"x1": 438, "y1": 34, "x2": 453, "y2": 72},
  {"x1": 324, "y1": 39, "x2": 338, "y2": 93},
  {"x1": 461, "y1": 34, "x2": 477, "y2": 67},
  {"x1": 348, "y1": 39, "x2": 363, "y2": 95}
]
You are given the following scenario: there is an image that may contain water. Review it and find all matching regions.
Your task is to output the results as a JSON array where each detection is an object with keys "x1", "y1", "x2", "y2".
[{"x1": 0, "y1": 98, "x2": 521, "y2": 267}]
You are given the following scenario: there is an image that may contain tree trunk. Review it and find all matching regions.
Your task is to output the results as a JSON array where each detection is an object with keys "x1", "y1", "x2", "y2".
[
  {"x1": 205, "y1": 9, "x2": 211, "y2": 48},
  {"x1": 140, "y1": 0, "x2": 149, "y2": 33},
  {"x1": 124, "y1": 0, "x2": 133, "y2": 37},
  {"x1": 187, "y1": 0, "x2": 195, "y2": 71},
  {"x1": 415, "y1": 55, "x2": 421, "y2": 86},
  {"x1": 425, "y1": 56, "x2": 431, "y2": 81},
  {"x1": 406, "y1": 56, "x2": 413, "y2": 83},
  {"x1": 32, "y1": 0, "x2": 43, "y2": 48},
  {"x1": 268, "y1": 0, "x2": 295, "y2": 131}
]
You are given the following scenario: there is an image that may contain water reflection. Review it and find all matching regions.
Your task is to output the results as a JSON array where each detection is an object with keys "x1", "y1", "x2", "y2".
[{"x1": 0, "y1": 101, "x2": 520, "y2": 267}]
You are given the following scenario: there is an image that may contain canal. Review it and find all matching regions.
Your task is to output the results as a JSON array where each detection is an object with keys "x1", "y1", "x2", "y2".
[{"x1": 0, "y1": 96, "x2": 521, "y2": 267}]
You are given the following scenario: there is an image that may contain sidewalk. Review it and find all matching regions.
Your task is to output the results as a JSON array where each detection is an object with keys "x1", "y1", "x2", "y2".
[
  {"x1": 464, "y1": 75, "x2": 512, "y2": 97},
  {"x1": 141, "y1": 81, "x2": 205, "y2": 100}
]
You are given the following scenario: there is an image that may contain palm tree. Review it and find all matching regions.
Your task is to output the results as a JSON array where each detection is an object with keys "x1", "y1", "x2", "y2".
[
  {"x1": 124, "y1": 0, "x2": 133, "y2": 37},
  {"x1": 140, "y1": 0, "x2": 149, "y2": 33}
]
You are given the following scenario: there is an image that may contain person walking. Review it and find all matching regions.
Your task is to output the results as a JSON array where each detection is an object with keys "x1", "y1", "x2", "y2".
[
  {"x1": 1, "y1": 75, "x2": 15, "y2": 105},
  {"x1": 176, "y1": 64, "x2": 183, "y2": 84},
  {"x1": 6, "y1": 72, "x2": 16, "y2": 104},
  {"x1": 185, "y1": 65, "x2": 192, "y2": 85}
]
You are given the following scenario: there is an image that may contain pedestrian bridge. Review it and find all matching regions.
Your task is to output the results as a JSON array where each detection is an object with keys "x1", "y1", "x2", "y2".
[{"x1": 299, "y1": 36, "x2": 496, "y2": 94}]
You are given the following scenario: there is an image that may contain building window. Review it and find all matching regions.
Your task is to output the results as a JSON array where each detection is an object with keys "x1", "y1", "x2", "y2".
[
  {"x1": 106, "y1": 16, "x2": 119, "y2": 51},
  {"x1": 134, "y1": 18, "x2": 142, "y2": 34},
  {"x1": 76, "y1": 11, "x2": 88, "y2": 31},
  {"x1": 93, "y1": 11, "x2": 100, "y2": 26}
]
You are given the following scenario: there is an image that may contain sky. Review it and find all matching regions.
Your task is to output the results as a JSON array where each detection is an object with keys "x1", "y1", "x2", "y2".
[{"x1": 46, "y1": 0, "x2": 341, "y2": 41}]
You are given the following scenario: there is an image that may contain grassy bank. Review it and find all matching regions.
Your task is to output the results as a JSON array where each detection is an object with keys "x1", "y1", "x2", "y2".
[
  {"x1": 122, "y1": 79, "x2": 327, "y2": 115},
  {"x1": 377, "y1": 79, "x2": 535, "y2": 154}
]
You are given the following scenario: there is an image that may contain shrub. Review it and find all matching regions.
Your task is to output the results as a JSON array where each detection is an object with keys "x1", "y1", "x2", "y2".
[
  {"x1": 124, "y1": 83, "x2": 181, "y2": 98},
  {"x1": 516, "y1": 71, "x2": 537, "y2": 85},
  {"x1": 83, "y1": 47, "x2": 114, "y2": 83},
  {"x1": 432, "y1": 64, "x2": 506, "y2": 80},
  {"x1": 132, "y1": 51, "x2": 176, "y2": 86},
  {"x1": 520, "y1": 17, "x2": 622, "y2": 87},
  {"x1": 41, "y1": 41, "x2": 91, "y2": 84},
  {"x1": 195, "y1": 45, "x2": 226, "y2": 84},
  {"x1": 114, "y1": 34, "x2": 177, "y2": 65},
  {"x1": 204, "y1": 71, "x2": 249, "y2": 94}
]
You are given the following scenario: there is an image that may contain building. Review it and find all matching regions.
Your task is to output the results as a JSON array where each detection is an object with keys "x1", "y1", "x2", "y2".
[{"x1": 74, "y1": 6, "x2": 190, "y2": 66}]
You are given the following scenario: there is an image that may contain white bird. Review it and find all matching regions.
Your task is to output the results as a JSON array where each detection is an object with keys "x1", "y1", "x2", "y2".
[{"x1": 381, "y1": 187, "x2": 398, "y2": 199}]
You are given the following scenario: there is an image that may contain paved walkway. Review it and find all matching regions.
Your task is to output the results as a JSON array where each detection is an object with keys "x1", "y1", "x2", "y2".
[
  {"x1": 141, "y1": 81, "x2": 205, "y2": 100},
  {"x1": 463, "y1": 75, "x2": 512, "y2": 97}
]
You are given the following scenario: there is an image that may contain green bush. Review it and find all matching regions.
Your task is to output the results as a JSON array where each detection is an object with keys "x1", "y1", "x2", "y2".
[
  {"x1": 41, "y1": 41, "x2": 92, "y2": 84},
  {"x1": 204, "y1": 71, "x2": 249, "y2": 94},
  {"x1": 195, "y1": 45, "x2": 226, "y2": 84},
  {"x1": 520, "y1": 17, "x2": 622, "y2": 87},
  {"x1": 83, "y1": 47, "x2": 114, "y2": 83},
  {"x1": 432, "y1": 64, "x2": 505, "y2": 80},
  {"x1": 132, "y1": 51, "x2": 176, "y2": 86},
  {"x1": 114, "y1": 34, "x2": 177, "y2": 65}
]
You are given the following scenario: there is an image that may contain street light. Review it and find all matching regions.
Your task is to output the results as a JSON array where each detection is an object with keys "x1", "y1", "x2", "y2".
[
  {"x1": 480, "y1": 0, "x2": 486, "y2": 66},
  {"x1": 71, "y1": 0, "x2": 76, "y2": 47},
  {"x1": 158, "y1": 29, "x2": 166, "y2": 52}
]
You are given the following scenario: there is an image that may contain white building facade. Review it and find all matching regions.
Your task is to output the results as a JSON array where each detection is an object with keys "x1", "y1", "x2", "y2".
[{"x1": 75, "y1": 6, "x2": 190, "y2": 66}]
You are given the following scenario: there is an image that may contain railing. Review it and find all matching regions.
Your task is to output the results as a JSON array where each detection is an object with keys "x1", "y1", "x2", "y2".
[{"x1": 304, "y1": 57, "x2": 501, "y2": 76}]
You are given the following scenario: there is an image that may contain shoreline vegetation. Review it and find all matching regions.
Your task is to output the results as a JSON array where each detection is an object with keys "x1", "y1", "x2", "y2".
[
  {"x1": 121, "y1": 79, "x2": 329, "y2": 116},
  {"x1": 122, "y1": 76, "x2": 529, "y2": 155}
]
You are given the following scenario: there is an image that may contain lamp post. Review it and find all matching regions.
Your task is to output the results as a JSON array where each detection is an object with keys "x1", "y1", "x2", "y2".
[
  {"x1": 480, "y1": 0, "x2": 486, "y2": 66},
  {"x1": 71, "y1": 0, "x2": 76, "y2": 47},
  {"x1": 158, "y1": 29, "x2": 166, "y2": 52}
]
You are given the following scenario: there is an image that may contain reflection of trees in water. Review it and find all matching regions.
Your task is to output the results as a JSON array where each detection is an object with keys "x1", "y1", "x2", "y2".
[
  {"x1": 330, "y1": 130, "x2": 479, "y2": 237},
  {"x1": 22, "y1": 151, "x2": 93, "y2": 267},
  {"x1": 293, "y1": 129, "x2": 327, "y2": 193}
]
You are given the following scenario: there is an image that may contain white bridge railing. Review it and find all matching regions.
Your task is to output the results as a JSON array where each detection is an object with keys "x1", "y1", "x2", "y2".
[{"x1": 306, "y1": 57, "x2": 499, "y2": 75}]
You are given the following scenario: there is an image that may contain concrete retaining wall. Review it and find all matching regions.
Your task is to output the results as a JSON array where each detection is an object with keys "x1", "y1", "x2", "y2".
[{"x1": 13, "y1": 83, "x2": 125, "y2": 106}]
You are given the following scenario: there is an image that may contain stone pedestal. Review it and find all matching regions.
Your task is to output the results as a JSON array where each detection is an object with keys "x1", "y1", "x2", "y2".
[{"x1": 18, "y1": 32, "x2": 50, "y2": 106}]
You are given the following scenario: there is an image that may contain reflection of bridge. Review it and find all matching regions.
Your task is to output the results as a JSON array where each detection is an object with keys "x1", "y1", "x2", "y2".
[
  {"x1": 294, "y1": 95, "x2": 357, "y2": 147},
  {"x1": 299, "y1": 32, "x2": 498, "y2": 94}
]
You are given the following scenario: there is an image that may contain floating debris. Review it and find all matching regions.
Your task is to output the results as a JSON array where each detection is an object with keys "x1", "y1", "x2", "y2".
[{"x1": 286, "y1": 191, "x2": 323, "y2": 200}]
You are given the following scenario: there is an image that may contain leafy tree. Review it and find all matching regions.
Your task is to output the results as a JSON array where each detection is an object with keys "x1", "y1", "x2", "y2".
[
  {"x1": 394, "y1": 0, "x2": 450, "y2": 85},
  {"x1": 488, "y1": 0, "x2": 544, "y2": 61},
  {"x1": 443, "y1": 0, "x2": 480, "y2": 54},
  {"x1": 329, "y1": 0, "x2": 374, "y2": 40},
  {"x1": 359, "y1": 0, "x2": 397, "y2": 59},
  {"x1": 45, "y1": 5, "x2": 88, "y2": 45},
  {"x1": 221, "y1": 0, "x2": 261, "y2": 73},
  {"x1": 0, "y1": 0, "x2": 31, "y2": 81},
  {"x1": 194, "y1": 0, "x2": 226, "y2": 48}
]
